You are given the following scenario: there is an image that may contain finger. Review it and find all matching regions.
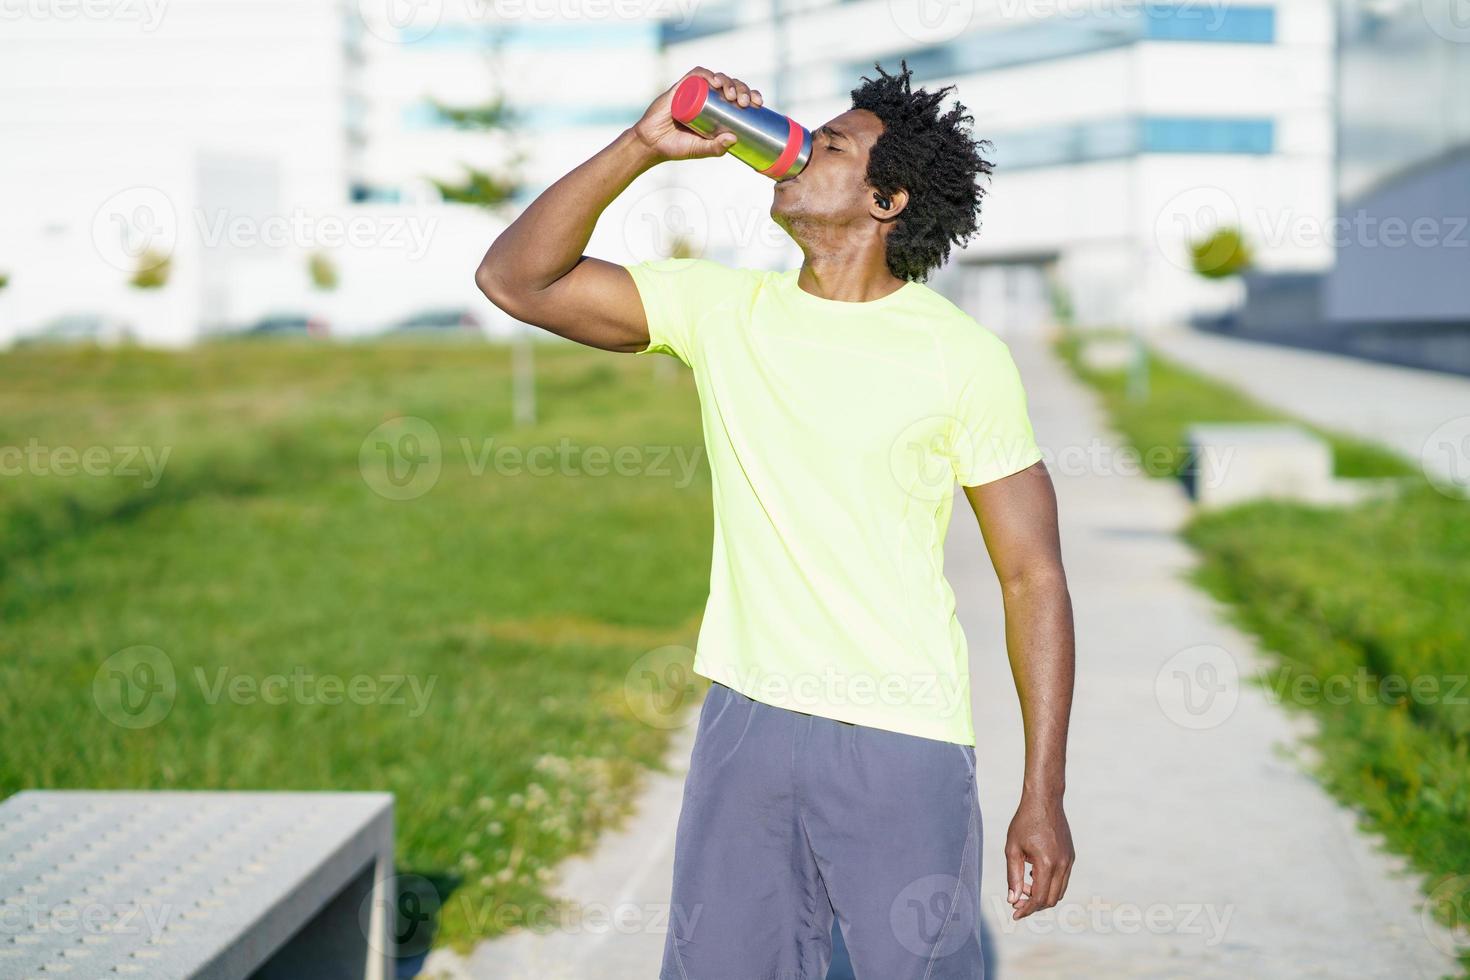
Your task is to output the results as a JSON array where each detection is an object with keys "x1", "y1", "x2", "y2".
[
  {"x1": 1017, "y1": 861, "x2": 1053, "y2": 919},
  {"x1": 708, "y1": 72, "x2": 731, "y2": 99},
  {"x1": 694, "y1": 132, "x2": 737, "y2": 157},
  {"x1": 1051, "y1": 860, "x2": 1073, "y2": 910},
  {"x1": 1005, "y1": 846, "x2": 1025, "y2": 907},
  {"x1": 731, "y1": 79, "x2": 751, "y2": 107},
  {"x1": 750, "y1": 88, "x2": 763, "y2": 107}
]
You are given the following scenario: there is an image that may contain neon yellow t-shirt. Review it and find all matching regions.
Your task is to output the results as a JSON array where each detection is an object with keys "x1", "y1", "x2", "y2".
[{"x1": 627, "y1": 258, "x2": 1042, "y2": 745}]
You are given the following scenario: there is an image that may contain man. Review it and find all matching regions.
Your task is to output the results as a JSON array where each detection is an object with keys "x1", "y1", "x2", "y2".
[{"x1": 477, "y1": 63, "x2": 1075, "y2": 980}]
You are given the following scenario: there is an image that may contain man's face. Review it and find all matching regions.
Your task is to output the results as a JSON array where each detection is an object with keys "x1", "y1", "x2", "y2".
[{"x1": 771, "y1": 108, "x2": 885, "y2": 235}]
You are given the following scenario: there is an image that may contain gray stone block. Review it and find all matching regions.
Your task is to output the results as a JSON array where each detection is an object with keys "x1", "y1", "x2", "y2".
[
  {"x1": 0, "y1": 791, "x2": 394, "y2": 980},
  {"x1": 1185, "y1": 423, "x2": 1336, "y2": 508}
]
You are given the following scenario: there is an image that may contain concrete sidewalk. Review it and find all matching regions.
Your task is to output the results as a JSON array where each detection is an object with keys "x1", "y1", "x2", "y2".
[
  {"x1": 961, "y1": 337, "x2": 1455, "y2": 978},
  {"x1": 1150, "y1": 327, "x2": 1470, "y2": 487},
  {"x1": 423, "y1": 336, "x2": 1457, "y2": 979}
]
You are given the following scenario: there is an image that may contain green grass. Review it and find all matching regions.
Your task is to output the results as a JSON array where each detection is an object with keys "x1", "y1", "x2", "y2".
[
  {"x1": 0, "y1": 340, "x2": 712, "y2": 950},
  {"x1": 1059, "y1": 332, "x2": 1470, "y2": 974}
]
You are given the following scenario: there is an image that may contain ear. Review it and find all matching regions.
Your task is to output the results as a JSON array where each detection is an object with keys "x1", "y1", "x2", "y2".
[{"x1": 869, "y1": 187, "x2": 908, "y2": 222}]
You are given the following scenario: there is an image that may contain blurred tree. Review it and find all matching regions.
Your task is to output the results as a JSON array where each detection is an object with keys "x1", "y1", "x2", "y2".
[
  {"x1": 130, "y1": 249, "x2": 171, "y2": 289},
  {"x1": 0, "y1": 271, "x2": 9, "y2": 290},
  {"x1": 427, "y1": 30, "x2": 522, "y2": 210},
  {"x1": 426, "y1": 31, "x2": 535, "y2": 423},
  {"x1": 308, "y1": 252, "x2": 339, "y2": 291},
  {"x1": 1190, "y1": 226, "x2": 1253, "y2": 279}
]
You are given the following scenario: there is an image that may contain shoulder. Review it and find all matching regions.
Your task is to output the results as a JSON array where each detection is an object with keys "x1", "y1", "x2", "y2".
[
  {"x1": 627, "y1": 257, "x2": 763, "y2": 288},
  {"x1": 904, "y1": 282, "x2": 1011, "y2": 359}
]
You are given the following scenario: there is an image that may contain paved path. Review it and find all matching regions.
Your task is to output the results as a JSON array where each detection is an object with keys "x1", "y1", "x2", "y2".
[
  {"x1": 422, "y1": 335, "x2": 1457, "y2": 979},
  {"x1": 1150, "y1": 327, "x2": 1470, "y2": 489}
]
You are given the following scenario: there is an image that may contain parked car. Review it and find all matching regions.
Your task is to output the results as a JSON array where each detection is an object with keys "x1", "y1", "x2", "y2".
[
  {"x1": 240, "y1": 313, "x2": 330, "y2": 338},
  {"x1": 384, "y1": 308, "x2": 483, "y2": 335},
  {"x1": 15, "y1": 313, "x2": 134, "y2": 347}
]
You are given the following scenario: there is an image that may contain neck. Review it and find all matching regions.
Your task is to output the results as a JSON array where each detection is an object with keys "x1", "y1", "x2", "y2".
[{"x1": 793, "y1": 227, "x2": 905, "y2": 302}]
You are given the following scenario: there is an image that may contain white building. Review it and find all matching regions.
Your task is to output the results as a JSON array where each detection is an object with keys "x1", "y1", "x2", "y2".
[
  {"x1": 0, "y1": 0, "x2": 669, "y2": 345},
  {"x1": 657, "y1": 0, "x2": 1336, "y2": 335},
  {"x1": 0, "y1": 0, "x2": 1335, "y2": 343}
]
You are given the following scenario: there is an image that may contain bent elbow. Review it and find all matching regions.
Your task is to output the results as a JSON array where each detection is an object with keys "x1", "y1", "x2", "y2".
[{"x1": 475, "y1": 261, "x2": 506, "y2": 307}]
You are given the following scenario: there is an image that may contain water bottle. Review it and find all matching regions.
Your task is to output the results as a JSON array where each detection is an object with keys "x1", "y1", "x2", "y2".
[{"x1": 670, "y1": 76, "x2": 812, "y2": 181}]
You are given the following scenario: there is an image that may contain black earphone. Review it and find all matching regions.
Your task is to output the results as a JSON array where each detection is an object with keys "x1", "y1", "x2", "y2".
[{"x1": 874, "y1": 193, "x2": 892, "y2": 210}]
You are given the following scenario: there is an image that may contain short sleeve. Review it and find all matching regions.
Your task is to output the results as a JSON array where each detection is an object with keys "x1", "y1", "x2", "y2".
[
  {"x1": 950, "y1": 335, "x2": 1043, "y2": 486},
  {"x1": 624, "y1": 257, "x2": 743, "y2": 367}
]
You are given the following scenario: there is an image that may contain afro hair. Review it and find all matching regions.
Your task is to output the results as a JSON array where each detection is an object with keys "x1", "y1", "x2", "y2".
[{"x1": 849, "y1": 61, "x2": 994, "y2": 282}]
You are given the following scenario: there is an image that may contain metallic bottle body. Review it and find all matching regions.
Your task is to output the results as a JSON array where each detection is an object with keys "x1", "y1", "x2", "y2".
[{"x1": 670, "y1": 78, "x2": 811, "y2": 181}]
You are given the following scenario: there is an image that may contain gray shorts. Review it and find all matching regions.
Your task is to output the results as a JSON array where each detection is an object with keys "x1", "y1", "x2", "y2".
[{"x1": 662, "y1": 683, "x2": 983, "y2": 980}]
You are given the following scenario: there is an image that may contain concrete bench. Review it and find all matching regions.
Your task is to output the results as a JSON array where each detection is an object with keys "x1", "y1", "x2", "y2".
[
  {"x1": 1185, "y1": 423, "x2": 1336, "y2": 508},
  {"x1": 0, "y1": 791, "x2": 394, "y2": 980}
]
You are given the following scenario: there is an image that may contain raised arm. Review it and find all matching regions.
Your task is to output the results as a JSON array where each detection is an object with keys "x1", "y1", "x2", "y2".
[
  {"x1": 964, "y1": 461, "x2": 1076, "y2": 920},
  {"x1": 474, "y1": 68, "x2": 758, "y2": 353}
]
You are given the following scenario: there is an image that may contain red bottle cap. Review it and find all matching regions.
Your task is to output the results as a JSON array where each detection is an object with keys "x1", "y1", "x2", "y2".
[{"x1": 671, "y1": 76, "x2": 709, "y2": 124}]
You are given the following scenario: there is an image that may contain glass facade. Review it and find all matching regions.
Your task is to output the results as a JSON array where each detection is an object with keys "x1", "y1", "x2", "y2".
[
  {"x1": 1336, "y1": 0, "x2": 1470, "y2": 203},
  {"x1": 990, "y1": 116, "x2": 1274, "y2": 170},
  {"x1": 842, "y1": 3, "x2": 1276, "y2": 83}
]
